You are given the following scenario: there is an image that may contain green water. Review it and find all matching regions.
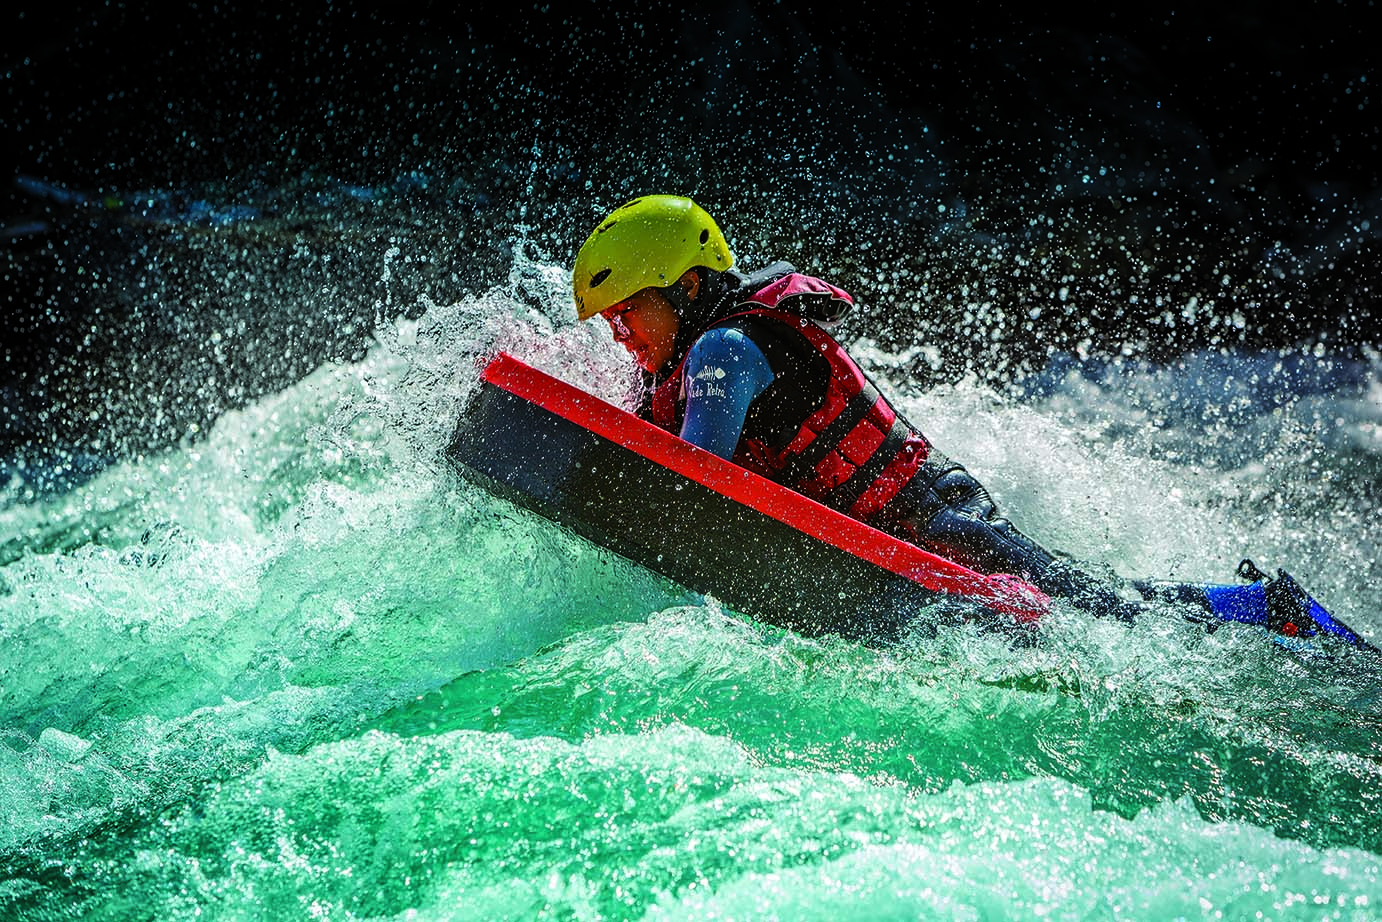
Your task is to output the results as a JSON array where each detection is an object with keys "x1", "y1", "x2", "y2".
[{"x1": 2, "y1": 295, "x2": 1381, "y2": 920}]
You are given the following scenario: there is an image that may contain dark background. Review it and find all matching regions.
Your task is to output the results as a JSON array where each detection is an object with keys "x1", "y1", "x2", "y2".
[{"x1": 3, "y1": 1, "x2": 1379, "y2": 492}]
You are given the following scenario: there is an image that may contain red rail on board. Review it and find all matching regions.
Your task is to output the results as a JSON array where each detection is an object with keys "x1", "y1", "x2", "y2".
[{"x1": 481, "y1": 352, "x2": 1049, "y2": 622}]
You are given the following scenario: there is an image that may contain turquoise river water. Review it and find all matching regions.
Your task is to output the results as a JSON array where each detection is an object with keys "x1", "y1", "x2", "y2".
[{"x1": 2, "y1": 266, "x2": 1382, "y2": 921}]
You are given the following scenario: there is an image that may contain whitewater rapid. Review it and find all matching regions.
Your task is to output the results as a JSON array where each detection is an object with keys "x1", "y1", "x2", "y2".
[{"x1": 2, "y1": 264, "x2": 1381, "y2": 920}]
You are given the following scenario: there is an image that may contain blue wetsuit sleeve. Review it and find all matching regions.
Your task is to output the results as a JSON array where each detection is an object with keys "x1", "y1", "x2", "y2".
[{"x1": 679, "y1": 328, "x2": 776, "y2": 460}]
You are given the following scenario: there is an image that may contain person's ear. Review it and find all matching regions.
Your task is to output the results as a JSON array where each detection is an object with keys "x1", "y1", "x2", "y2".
[{"x1": 678, "y1": 270, "x2": 701, "y2": 302}]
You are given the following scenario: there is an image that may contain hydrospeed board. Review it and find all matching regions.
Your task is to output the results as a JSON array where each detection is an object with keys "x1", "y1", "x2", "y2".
[{"x1": 447, "y1": 352, "x2": 1050, "y2": 641}]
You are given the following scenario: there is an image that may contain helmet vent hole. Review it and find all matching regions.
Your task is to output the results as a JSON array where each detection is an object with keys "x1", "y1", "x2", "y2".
[
  {"x1": 590, "y1": 268, "x2": 612, "y2": 288},
  {"x1": 699, "y1": 229, "x2": 710, "y2": 245},
  {"x1": 597, "y1": 220, "x2": 618, "y2": 234}
]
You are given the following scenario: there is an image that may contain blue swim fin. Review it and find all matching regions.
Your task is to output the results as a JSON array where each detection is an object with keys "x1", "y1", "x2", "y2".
[{"x1": 1135, "y1": 559, "x2": 1376, "y2": 652}]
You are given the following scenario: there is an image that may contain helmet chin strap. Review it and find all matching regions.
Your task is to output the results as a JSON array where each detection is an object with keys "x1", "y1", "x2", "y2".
[
  {"x1": 661, "y1": 265, "x2": 707, "y2": 315},
  {"x1": 661, "y1": 277, "x2": 697, "y2": 317},
  {"x1": 659, "y1": 269, "x2": 712, "y2": 379},
  {"x1": 650, "y1": 266, "x2": 738, "y2": 380}
]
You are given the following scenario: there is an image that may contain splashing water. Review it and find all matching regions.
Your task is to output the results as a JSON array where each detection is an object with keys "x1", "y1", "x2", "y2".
[{"x1": 2, "y1": 249, "x2": 1381, "y2": 921}]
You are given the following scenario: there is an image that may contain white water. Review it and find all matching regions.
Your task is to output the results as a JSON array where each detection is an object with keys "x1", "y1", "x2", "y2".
[{"x1": 2, "y1": 261, "x2": 1381, "y2": 920}]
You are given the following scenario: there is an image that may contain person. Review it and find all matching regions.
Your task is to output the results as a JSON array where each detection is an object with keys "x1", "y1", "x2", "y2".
[
  {"x1": 569, "y1": 195, "x2": 1382, "y2": 653},
  {"x1": 571, "y1": 194, "x2": 1140, "y2": 622}
]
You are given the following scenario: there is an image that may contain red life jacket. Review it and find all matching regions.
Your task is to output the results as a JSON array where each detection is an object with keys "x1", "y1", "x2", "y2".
[{"x1": 648, "y1": 274, "x2": 932, "y2": 523}]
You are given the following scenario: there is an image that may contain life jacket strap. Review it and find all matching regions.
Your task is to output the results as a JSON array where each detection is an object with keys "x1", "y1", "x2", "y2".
[
  {"x1": 774, "y1": 381, "x2": 883, "y2": 488},
  {"x1": 825, "y1": 417, "x2": 912, "y2": 514}
]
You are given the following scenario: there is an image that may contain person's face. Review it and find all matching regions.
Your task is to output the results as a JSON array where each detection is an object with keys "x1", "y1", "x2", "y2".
[{"x1": 601, "y1": 288, "x2": 681, "y2": 373}]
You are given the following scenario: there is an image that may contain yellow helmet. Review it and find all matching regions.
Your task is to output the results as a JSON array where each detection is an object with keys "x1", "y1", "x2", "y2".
[{"x1": 572, "y1": 195, "x2": 734, "y2": 321}]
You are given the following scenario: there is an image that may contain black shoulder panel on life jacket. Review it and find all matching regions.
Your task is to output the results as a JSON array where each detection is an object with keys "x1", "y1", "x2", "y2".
[
  {"x1": 714, "y1": 313, "x2": 830, "y2": 450},
  {"x1": 694, "y1": 262, "x2": 798, "y2": 324},
  {"x1": 739, "y1": 261, "x2": 798, "y2": 289}
]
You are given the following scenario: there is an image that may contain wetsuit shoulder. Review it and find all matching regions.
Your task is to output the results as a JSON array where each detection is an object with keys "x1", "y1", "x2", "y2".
[{"x1": 679, "y1": 327, "x2": 776, "y2": 459}]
